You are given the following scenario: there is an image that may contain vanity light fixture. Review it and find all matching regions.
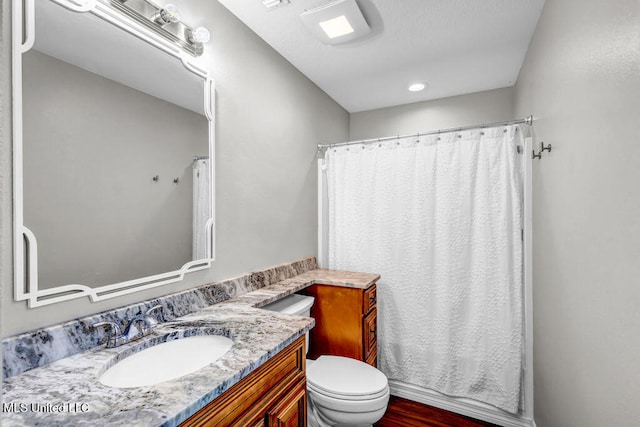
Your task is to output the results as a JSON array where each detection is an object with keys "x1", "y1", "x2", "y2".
[
  {"x1": 408, "y1": 81, "x2": 428, "y2": 92},
  {"x1": 188, "y1": 26, "x2": 211, "y2": 44},
  {"x1": 111, "y1": 0, "x2": 210, "y2": 56},
  {"x1": 300, "y1": 0, "x2": 370, "y2": 45},
  {"x1": 153, "y1": 3, "x2": 181, "y2": 25}
]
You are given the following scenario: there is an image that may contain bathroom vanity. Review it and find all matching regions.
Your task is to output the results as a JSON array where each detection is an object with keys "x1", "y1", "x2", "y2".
[
  {"x1": 1, "y1": 262, "x2": 380, "y2": 427},
  {"x1": 302, "y1": 282, "x2": 378, "y2": 366}
]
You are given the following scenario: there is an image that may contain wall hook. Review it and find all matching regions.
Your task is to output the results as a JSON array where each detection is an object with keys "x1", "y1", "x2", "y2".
[
  {"x1": 541, "y1": 141, "x2": 552, "y2": 153},
  {"x1": 152, "y1": 175, "x2": 159, "y2": 182},
  {"x1": 532, "y1": 141, "x2": 551, "y2": 159},
  {"x1": 173, "y1": 178, "x2": 179, "y2": 184}
]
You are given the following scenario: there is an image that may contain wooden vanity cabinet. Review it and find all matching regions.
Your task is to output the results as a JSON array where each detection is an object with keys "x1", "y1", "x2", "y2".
[
  {"x1": 301, "y1": 283, "x2": 378, "y2": 367},
  {"x1": 181, "y1": 336, "x2": 306, "y2": 427}
]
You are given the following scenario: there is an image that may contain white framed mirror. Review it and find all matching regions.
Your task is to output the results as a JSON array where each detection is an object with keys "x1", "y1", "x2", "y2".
[{"x1": 12, "y1": 0, "x2": 215, "y2": 308}]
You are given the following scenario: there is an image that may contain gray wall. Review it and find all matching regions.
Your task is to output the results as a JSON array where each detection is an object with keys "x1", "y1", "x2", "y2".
[
  {"x1": 23, "y1": 50, "x2": 207, "y2": 288},
  {"x1": 514, "y1": 0, "x2": 640, "y2": 426},
  {"x1": 0, "y1": 0, "x2": 349, "y2": 336},
  {"x1": 349, "y1": 87, "x2": 514, "y2": 140}
]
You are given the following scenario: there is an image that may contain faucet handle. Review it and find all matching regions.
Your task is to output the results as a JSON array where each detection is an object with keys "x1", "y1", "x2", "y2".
[
  {"x1": 92, "y1": 321, "x2": 122, "y2": 335},
  {"x1": 145, "y1": 304, "x2": 163, "y2": 326},
  {"x1": 92, "y1": 321, "x2": 122, "y2": 348},
  {"x1": 146, "y1": 304, "x2": 163, "y2": 316}
]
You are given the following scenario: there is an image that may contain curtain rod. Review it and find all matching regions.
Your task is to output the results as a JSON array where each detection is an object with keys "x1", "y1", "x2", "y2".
[{"x1": 317, "y1": 115, "x2": 534, "y2": 151}]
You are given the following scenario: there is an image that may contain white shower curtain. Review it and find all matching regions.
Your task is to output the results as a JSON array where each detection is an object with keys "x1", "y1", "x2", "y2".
[
  {"x1": 325, "y1": 126, "x2": 524, "y2": 413},
  {"x1": 192, "y1": 158, "x2": 211, "y2": 260}
]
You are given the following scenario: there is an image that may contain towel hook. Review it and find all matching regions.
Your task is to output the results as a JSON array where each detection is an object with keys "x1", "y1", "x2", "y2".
[
  {"x1": 532, "y1": 141, "x2": 551, "y2": 159},
  {"x1": 541, "y1": 141, "x2": 552, "y2": 153}
]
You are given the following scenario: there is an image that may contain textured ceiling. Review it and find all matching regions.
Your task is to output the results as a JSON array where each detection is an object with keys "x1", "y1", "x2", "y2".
[{"x1": 218, "y1": 0, "x2": 545, "y2": 112}]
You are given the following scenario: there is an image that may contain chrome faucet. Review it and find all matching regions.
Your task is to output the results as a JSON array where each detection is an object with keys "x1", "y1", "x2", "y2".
[
  {"x1": 92, "y1": 321, "x2": 123, "y2": 348},
  {"x1": 93, "y1": 305, "x2": 163, "y2": 348}
]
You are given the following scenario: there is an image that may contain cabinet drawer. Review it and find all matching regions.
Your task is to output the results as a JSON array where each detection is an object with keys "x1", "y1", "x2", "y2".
[
  {"x1": 366, "y1": 351, "x2": 377, "y2": 368},
  {"x1": 363, "y1": 284, "x2": 377, "y2": 314},
  {"x1": 363, "y1": 310, "x2": 377, "y2": 361}
]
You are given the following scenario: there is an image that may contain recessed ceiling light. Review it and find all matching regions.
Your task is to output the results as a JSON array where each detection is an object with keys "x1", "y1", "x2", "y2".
[
  {"x1": 408, "y1": 82, "x2": 427, "y2": 92},
  {"x1": 319, "y1": 15, "x2": 354, "y2": 39}
]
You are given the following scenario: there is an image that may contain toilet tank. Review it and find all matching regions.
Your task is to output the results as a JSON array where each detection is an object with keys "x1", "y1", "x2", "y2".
[
  {"x1": 262, "y1": 294, "x2": 315, "y2": 355},
  {"x1": 262, "y1": 294, "x2": 315, "y2": 317}
]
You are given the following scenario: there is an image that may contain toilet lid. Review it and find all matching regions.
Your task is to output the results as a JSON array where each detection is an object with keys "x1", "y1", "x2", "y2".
[{"x1": 307, "y1": 356, "x2": 388, "y2": 398}]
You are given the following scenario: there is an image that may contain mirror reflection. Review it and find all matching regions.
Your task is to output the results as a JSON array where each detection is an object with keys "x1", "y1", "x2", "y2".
[{"x1": 22, "y1": 0, "x2": 210, "y2": 289}]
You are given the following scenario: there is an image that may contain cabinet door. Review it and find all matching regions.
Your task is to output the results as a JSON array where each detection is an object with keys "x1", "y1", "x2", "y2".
[
  {"x1": 303, "y1": 285, "x2": 364, "y2": 360},
  {"x1": 267, "y1": 379, "x2": 307, "y2": 427}
]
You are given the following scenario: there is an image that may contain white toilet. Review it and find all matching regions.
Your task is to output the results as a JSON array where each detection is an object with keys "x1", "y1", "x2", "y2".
[{"x1": 263, "y1": 294, "x2": 390, "y2": 427}]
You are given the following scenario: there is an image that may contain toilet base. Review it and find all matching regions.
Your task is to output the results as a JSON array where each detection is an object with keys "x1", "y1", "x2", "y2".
[{"x1": 307, "y1": 395, "x2": 383, "y2": 427}]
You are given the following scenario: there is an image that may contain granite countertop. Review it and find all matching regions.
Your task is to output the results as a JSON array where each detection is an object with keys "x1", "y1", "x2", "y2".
[
  {"x1": 1, "y1": 269, "x2": 379, "y2": 427},
  {"x1": 228, "y1": 268, "x2": 380, "y2": 309}
]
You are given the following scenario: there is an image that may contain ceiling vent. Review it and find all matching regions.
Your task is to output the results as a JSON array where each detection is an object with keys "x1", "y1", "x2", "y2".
[{"x1": 300, "y1": 0, "x2": 370, "y2": 45}]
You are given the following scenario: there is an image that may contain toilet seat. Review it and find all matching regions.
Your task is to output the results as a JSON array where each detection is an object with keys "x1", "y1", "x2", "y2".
[
  {"x1": 308, "y1": 382, "x2": 389, "y2": 401},
  {"x1": 307, "y1": 356, "x2": 389, "y2": 400}
]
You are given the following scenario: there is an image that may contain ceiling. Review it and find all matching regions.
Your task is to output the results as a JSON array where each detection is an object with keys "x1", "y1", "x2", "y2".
[{"x1": 217, "y1": 0, "x2": 545, "y2": 113}]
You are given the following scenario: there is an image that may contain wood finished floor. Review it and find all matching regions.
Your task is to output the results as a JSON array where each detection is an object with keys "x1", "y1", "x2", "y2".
[{"x1": 374, "y1": 396, "x2": 499, "y2": 427}]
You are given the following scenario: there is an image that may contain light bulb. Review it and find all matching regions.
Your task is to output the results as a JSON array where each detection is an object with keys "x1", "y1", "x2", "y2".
[
  {"x1": 159, "y1": 4, "x2": 181, "y2": 24},
  {"x1": 189, "y1": 26, "x2": 211, "y2": 44}
]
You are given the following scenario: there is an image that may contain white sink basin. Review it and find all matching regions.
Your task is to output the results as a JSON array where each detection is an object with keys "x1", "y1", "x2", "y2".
[{"x1": 99, "y1": 335, "x2": 233, "y2": 388}]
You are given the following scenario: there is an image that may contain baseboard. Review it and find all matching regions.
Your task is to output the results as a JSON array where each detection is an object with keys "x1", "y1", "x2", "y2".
[{"x1": 389, "y1": 380, "x2": 536, "y2": 427}]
